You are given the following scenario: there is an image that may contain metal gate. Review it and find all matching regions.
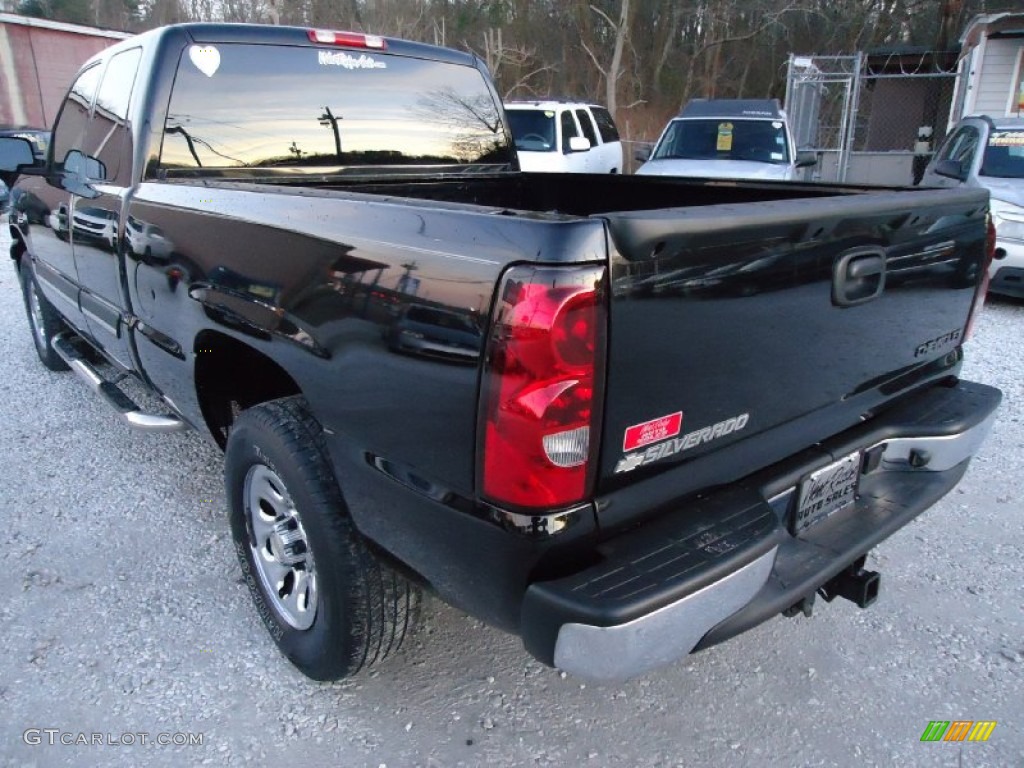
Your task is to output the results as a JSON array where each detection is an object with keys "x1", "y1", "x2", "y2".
[{"x1": 785, "y1": 51, "x2": 959, "y2": 186}]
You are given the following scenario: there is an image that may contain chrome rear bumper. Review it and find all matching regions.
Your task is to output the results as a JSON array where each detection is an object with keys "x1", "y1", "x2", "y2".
[
  {"x1": 524, "y1": 380, "x2": 1000, "y2": 682},
  {"x1": 553, "y1": 547, "x2": 777, "y2": 681}
]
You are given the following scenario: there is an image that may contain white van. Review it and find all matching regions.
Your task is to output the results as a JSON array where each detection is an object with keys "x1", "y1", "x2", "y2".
[
  {"x1": 505, "y1": 101, "x2": 623, "y2": 174},
  {"x1": 636, "y1": 99, "x2": 816, "y2": 181}
]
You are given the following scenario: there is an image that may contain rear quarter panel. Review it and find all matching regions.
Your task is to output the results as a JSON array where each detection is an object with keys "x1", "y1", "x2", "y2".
[{"x1": 126, "y1": 182, "x2": 608, "y2": 499}]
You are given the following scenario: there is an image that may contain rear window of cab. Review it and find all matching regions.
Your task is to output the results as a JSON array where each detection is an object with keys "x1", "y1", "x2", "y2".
[{"x1": 158, "y1": 43, "x2": 514, "y2": 176}]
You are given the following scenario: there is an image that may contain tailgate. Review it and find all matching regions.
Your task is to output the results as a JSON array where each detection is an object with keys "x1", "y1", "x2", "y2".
[{"x1": 597, "y1": 186, "x2": 989, "y2": 496}]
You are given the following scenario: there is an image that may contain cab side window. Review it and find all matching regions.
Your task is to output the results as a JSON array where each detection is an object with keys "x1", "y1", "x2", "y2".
[
  {"x1": 591, "y1": 107, "x2": 620, "y2": 143},
  {"x1": 575, "y1": 109, "x2": 599, "y2": 147},
  {"x1": 95, "y1": 48, "x2": 140, "y2": 123},
  {"x1": 50, "y1": 64, "x2": 102, "y2": 170},
  {"x1": 87, "y1": 48, "x2": 142, "y2": 185},
  {"x1": 935, "y1": 126, "x2": 979, "y2": 172},
  {"x1": 560, "y1": 111, "x2": 579, "y2": 153}
]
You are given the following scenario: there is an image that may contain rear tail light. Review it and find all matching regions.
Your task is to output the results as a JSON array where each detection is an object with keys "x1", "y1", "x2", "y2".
[
  {"x1": 965, "y1": 214, "x2": 996, "y2": 341},
  {"x1": 307, "y1": 29, "x2": 386, "y2": 49},
  {"x1": 479, "y1": 264, "x2": 607, "y2": 509}
]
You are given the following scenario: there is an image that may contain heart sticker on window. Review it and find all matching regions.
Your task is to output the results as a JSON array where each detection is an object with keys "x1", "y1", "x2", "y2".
[{"x1": 189, "y1": 45, "x2": 221, "y2": 77}]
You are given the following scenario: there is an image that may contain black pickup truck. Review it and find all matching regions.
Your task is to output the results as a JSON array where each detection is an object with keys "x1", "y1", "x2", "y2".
[{"x1": 1, "y1": 23, "x2": 1002, "y2": 682}]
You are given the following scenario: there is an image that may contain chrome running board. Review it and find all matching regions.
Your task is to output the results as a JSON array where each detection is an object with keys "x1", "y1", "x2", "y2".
[{"x1": 52, "y1": 333, "x2": 187, "y2": 434}]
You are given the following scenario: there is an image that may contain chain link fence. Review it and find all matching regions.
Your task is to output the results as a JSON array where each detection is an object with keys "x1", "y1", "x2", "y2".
[{"x1": 785, "y1": 51, "x2": 959, "y2": 186}]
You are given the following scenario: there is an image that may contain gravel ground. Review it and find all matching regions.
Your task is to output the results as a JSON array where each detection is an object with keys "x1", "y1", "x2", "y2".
[{"x1": 1, "y1": 224, "x2": 1022, "y2": 768}]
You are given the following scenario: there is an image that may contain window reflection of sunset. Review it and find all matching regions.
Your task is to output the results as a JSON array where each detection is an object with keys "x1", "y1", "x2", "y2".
[
  {"x1": 164, "y1": 120, "x2": 488, "y2": 166},
  {"x1": 161, "y1": 44, "x2": 510, "y2": 171}
]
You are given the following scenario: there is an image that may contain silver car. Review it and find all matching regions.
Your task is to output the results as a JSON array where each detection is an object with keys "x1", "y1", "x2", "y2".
[{"x1": 921, "y1": 116, "x2": 1024, "y2": 299}]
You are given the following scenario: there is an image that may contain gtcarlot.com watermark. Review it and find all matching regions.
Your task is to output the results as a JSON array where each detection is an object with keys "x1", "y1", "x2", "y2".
[{"x1": 23, "y1": 728, "x2": 204, "y2": 747}]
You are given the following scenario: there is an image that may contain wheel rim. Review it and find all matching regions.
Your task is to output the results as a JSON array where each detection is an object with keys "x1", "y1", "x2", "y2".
[
  {"x1": 27, "y1": 280, "x2": 47, "y2": 350},
  {"x1": 244, "y1": 464, "x2": 318, "y2": 630}
]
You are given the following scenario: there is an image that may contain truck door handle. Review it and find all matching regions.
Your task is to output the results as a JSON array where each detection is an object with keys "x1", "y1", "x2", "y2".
[
  {"x1": 847, "y1": 255, "x2": 884, "y2": 279},
  {"x1": 832, "y1": 248, "x2": 887, "y2": 307}
]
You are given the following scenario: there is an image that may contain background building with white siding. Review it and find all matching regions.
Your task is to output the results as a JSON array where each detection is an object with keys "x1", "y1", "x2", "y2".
[{"x1": 951, "y1": 12, "x2": 1024, "y2": 123}]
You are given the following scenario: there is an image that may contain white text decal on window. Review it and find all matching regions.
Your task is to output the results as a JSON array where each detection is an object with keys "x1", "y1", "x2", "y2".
[{"x1": 317, "y1": 51, "x2": 387, "y2": 70}]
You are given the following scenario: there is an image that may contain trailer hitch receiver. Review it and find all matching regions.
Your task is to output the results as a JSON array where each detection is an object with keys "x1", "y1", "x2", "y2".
[{"x1": 819, "y1": 556, "x2": 880, "y2": 608}]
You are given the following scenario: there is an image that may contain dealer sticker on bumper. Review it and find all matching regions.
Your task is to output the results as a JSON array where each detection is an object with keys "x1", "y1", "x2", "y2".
[{"x1": 793, "y1": 451, "x2": 861, "y2": 533}]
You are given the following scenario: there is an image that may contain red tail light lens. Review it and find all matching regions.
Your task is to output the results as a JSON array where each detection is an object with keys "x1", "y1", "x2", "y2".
[
  {"x1": 307, "y1": 29, "x2": 386, "y2": 49},
  {"x1": 480, "y1": 265, "x2": 607, "y2": 509},
  {"x1": 965, "y1": 214, "x2": 996, "y2": 341}
]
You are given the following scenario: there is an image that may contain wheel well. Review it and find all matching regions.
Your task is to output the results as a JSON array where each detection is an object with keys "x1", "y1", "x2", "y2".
[{"x1": 194, "y1": 331, "x2": 302, "y2": 448}]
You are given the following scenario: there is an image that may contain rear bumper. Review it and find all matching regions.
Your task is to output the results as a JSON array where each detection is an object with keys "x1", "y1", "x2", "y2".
[
  {"x1": 989, "y1": 266, "x2": 1024, "y2": 298},
  {"x1": 520, "y1": 379, "x2": 1001, "y2": 681},
  {"x1": 989, "y1": 239, "x2": 1024, "y2": 298}
]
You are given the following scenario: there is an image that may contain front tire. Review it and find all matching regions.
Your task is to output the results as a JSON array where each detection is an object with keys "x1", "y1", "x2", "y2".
[
  {"x1": 225, "y1": 396, "x2": 419, "y2": 680},
  {"x1": 19, "y1": 262, "x2": 69, "y2": 372}
]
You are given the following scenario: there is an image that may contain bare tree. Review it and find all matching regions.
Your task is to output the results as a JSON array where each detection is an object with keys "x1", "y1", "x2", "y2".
[
  {"x1": 579, "y1": 0, "x2": 633, "y2": 119},
  {"x1": 22, "y1": 0, "x2": 1024, "y2": 146},
  {"x1": 468, "y1": 28, "x2": 554, "y2": 99}
]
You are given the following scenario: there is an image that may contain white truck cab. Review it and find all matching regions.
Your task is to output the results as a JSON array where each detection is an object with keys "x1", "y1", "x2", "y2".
[
  {"x1": 636, "y1": 99, "x2": 816, "y2": 181},
  {"x1": 505, "y1": 101, "x2": 623, "y2": 174}
]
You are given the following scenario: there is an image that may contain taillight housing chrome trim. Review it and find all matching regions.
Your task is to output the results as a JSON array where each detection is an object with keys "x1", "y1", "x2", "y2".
[
  {"x1": 478, "y1": 264, "x2": 607, "y2": 511},
  {"x1": 965, "y1": 214, "x2": 996, "y2": 341}
]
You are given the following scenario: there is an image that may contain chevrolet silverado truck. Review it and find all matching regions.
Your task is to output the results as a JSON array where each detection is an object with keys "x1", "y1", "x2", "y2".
[{"x1": 1, "y1": 23, "x2": 1002, "y2": 682}]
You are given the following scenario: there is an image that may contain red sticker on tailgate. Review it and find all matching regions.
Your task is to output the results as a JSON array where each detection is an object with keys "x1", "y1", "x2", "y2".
[{"x1": 623, "y1": 412, "x2": 683, "y2": 452}]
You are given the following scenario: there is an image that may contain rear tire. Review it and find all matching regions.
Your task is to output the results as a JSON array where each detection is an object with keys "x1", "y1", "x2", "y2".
[
  {"x1": 19, "y1": 262, "x2": 69, "y2": 372},
  {"x1": 225, "y1": 395, "x2": 419, "y2": 680}
]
